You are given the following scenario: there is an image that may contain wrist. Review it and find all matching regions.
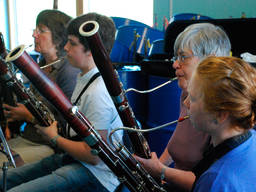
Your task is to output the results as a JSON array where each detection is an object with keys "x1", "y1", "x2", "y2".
[
  {"x1": 160, "y1": 166, "x2": 167, "y2": 182},
  {"x1": 50, "y1": 135, "x2": 61, "y2": 148}
]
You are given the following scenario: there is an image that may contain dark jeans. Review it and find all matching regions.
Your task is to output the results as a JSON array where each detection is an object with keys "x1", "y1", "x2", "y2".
[{"x1": 0, "y1": 153, "x2": 109, "y2": 192}]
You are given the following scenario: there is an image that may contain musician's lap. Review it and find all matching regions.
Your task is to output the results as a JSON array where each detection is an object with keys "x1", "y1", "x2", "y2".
[
  {"x1": 0, "y1": 136, "x2": 54, "y2": 166},
  {"x1": 0, "y1": 153, "x2": 108, "y2": 192}
]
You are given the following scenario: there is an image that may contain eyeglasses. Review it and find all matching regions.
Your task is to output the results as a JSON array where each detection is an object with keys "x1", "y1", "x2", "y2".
[
  {"x1": 170, "y1": 54, "x2": 195, "y2": 63},
  {"x1": 33, "y1": 28, "x2": 50, "y2": 35}
]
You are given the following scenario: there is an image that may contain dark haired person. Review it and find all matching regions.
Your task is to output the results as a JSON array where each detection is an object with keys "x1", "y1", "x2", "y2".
[
  {"x1": 0, "y1": 12, "x2": 123, "y2": 192},
  {"x1": 1, "y1": 9, "x2": 79, "y2": 165}
]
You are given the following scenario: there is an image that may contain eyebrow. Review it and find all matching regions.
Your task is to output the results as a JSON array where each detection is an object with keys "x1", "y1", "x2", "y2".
[
  {"x1": 68, "y1": 38, "x2": 75, "y2": 42},
  {"x1": 38, "y1": 25, "x2": 49, "y2": 30}
]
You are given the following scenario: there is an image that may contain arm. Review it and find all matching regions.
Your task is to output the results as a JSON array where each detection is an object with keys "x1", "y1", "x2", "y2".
[
  {"x1": 36, "y1": 121, "x2": 106, "y2": 165},
  {"x1": 164, "y1": 167, "x2": 195, "y2": 191},
  {"x1": 135, "y1": 152, "x2": 195, "y2": 192},
  {"x1": 159, "y1": 147, "x2": 173, "y2": 166}
]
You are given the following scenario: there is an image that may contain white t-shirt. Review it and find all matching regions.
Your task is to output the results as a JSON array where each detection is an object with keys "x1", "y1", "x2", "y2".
[{"x1": 71, "y1": 67, "x2": 123, "y2": 192}]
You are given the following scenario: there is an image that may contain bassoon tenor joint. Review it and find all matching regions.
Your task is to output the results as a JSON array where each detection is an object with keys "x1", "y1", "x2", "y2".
[
  {"x1": 79, "y1": 20, "x2": 166, "y2": 191},
  {"x1": 79, "y1": 20, "x2": 152, "y2": 159},
  {"x1": 111, "y1": 93, "x2": 125, "y2": 105}
]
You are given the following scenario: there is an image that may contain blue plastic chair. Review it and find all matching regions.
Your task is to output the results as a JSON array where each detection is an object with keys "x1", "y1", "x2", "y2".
[
  {"x1": 111, "y1": 16, "x2": 150, "y2": 29},
  {"x1": 147, "y1": 39, "x2": 167, "y2": 60},
  {"x1": 169, "y1": 13, "x2": 212, "y2": 23},
  {"x1": 110, "y1": 25, "x2": 164, "y2": 63}
]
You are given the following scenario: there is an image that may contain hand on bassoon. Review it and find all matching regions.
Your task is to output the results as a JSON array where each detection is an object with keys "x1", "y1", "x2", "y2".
[
  {"x1": 134, "y1": 152, "x2": 165, "y2": 179},
  {"x1": 35, "y1": 121, "x2": 58, "y2": 142},
  {"x1": 2, "y1": 103, "x2": 33, "y2": 123}
]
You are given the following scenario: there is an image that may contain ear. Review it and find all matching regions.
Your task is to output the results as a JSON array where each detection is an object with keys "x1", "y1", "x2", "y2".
[{"x1": 216, "y1": 111, "x2": 230, "y2": 124}]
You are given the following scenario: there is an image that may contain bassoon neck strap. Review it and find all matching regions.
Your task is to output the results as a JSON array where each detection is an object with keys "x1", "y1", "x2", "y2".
[
  {"x1": 74, "y1": 72, "x2": 101, "y2": 105},
  {"x1": 67, "y1": 72, "x2": 101, "y2": 138}
]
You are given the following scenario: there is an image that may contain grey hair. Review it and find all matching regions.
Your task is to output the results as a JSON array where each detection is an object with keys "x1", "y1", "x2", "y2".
[{"x1": 174, "y1": 23, "x2": 231, "y2": 59}]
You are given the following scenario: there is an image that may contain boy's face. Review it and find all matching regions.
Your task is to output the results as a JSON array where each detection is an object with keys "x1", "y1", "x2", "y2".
[{"x1": 64, "y1": 35, "x2": 89, "y2": 69}]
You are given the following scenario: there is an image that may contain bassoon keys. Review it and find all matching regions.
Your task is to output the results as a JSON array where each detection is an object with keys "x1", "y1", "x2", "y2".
[{"x1": 0, "y1": 48, "x2": 54, "y2": 127}]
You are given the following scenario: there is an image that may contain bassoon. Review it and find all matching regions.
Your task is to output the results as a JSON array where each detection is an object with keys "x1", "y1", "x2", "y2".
[
  {"x1": 0, "y1": 56, "x2": 54, "y2": 127},
  {"x1": 0, "y1": 32, "x2": 20, "y2": 139},
  {"x1": 0, "y1": 32, "x2": 25, "y2": 167},
  {"x1": 79, "y1": 21, "x2": 151, "y2": 159},
  {"x1": 0, "y1": 38, "x2": 54, "y2": 127},
  {"x1": 0, "y1": 32, "x2": 7, "y2": 58},
  {"x1": 5, "y1": 45, "x2": 166, "y2": 192}
]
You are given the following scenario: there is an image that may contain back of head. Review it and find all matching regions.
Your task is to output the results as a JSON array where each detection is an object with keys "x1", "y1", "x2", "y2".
[
  {"x1": 174, "y1": 23, "x2": 231, "y2": 59},
  {"x1": 67, "y1": 12, "x2": 116, "y2": 55},
  {"x1": 36, "y1": 9, "x2": 72, "y2": 57},
  {"x1": 195, "y1": 56, "x2": 256, "y2": 130}
]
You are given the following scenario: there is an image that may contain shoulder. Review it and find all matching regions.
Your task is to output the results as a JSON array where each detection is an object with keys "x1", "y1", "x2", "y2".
[
  {"x1": 195, "y1": 169, "x2": 254, "y2": 192},
  {"x1": 194, "y1": 142, "x2": 256, "y2": 192},
  {"x1": 55, "y1": 59, "x2": 79, "y2": 83},
  {"x1": 58, "y1": 60, "x2": 80, "y2": 77},
  {"x1": 86, "y1": 79, "x2": 114, "y2": 111},
  {"x1": 193, "y1": 172, "x2": 218, "y2": 192},
  {"x1": 194, "y1": 171, "x2": 239, "y2": 192},
  {"x1": 87, "y1": 76, "x2": 108, "y2": 96}
]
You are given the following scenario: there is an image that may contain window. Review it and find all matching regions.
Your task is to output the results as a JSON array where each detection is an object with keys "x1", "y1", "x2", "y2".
[
  {"x1": 0, "y1": 0, "x2": 9, "y2": 49},
  {"x1": 84, "y1": 0, "x2": 153, "y2": 26},
  {"x1": 8, "y1": 0, "x2": 153, "y2": 51},
  {"x1": 12, "y1": 0, "x2": 76, "y2": 52}
]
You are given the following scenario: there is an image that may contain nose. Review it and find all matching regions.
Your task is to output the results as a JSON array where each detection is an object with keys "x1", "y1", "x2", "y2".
[
  {"x1": 172, "y1": 59, "x2": 181, "y2": 69},
  {"x1": 32, "y1": 30, "x2": 38, "y2": 38},
  {"x1": 183, "y1": 96, "x2": 190, "y2": 109}
]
